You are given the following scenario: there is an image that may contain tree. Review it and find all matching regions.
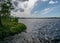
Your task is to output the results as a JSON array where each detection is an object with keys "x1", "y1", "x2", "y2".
[
  {"x1": 0, "y1": 0, "x2": 14, "y2": 26},
  {"x1": 0, "y1": 0, "x2": 27, "y2": 39}
]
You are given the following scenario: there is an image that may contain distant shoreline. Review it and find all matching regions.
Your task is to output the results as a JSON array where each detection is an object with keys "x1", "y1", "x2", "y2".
[{"x1": 17, "y1": 17, "x2": 60, "y2": 19}]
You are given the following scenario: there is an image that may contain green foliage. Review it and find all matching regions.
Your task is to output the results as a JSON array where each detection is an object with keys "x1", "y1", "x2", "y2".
[
  {"x1": 1, "y1": 17, "x2": 18, "y2": 22},
  {"x1": 0, "y1": 18, "x2": 27, "y2": 39},
  {"x1": 10, "y1": 23, "x2": 27, "y2": 34},
  {"x1": 0, "y1": 0, "x2": 27, "y2": 40},
  {"x1": 0, "y1": 0, "x2": 14, "y2": 17},
  {"x1": 9, "y1": 17, "x2": 18, "y2": 22},
  {"x1": 0, "y1": 0, "x2": 14, "y2": 26},
  {"x1": 0, "y1": 21, "x2": 27, "y2": 39}
]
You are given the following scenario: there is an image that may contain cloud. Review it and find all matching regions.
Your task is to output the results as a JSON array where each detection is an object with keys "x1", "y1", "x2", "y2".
[
  {"x1": 31, "y1": 8, "x2": 54, "y2": 16},
  {"x1": 49, "y1": 0, "x2": 58, "y2": 4},
  {"x1": 19, "y1": 8, "x2": 24, "y2": 12},
  {"x1": 11, "y1": 0, "x2": 38, "y2": 17},
  {"x1": 13, "y1": 1, "x2": 18, "y2": 7},
  {"x1": 39, "y1": 7, "x2": 54, "y2": 15},
  {"x1": 27, "y1": 0, "x2": 38, "y2": 9}
]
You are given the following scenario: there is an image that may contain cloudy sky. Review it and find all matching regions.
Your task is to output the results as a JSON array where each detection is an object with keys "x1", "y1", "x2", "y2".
[{"x1": 11, "y1": 0, "x2": 60, "y2": 17}]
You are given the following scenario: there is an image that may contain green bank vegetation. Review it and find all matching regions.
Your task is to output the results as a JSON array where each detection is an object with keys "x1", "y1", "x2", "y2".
[
  {"x1": 0, "y1": 17, "x2": 27, "y2": 39},
  {"x1": 0, "y1": 0, "x2": 27, "y2": 39}
]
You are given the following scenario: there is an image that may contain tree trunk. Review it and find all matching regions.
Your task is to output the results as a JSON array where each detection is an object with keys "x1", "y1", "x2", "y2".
[{"x1": 0, "y1": 16, "x2": 2, "y2": 26}]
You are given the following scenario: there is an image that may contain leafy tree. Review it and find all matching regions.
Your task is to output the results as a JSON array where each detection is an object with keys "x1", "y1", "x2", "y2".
[
  {"x1": 0, "y1": 0, "x2": 14, "y2": 26},
  {"x1": 0, "y1": 0, "x2": 27, "y2": 39}
]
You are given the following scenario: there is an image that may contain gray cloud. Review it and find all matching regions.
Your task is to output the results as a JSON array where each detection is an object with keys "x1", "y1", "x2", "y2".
[
  {"x1": 13, "y1": 8, "x2": 24, "y2": 12},
  {"x1": 11, "y1": 0, "x2": 38, "y2": 17},
  {"x1": 24, "y1": 3, "x2": 28, "y2": 8},
  {"x1": 19, "y1": 8, "x2": 24, "y2": 12},
  {"x1": 13, "y1": 9, "x2": 19, "y2": 12},
  {"x1": 14, "y1": 1, "x2": 18, "y2": 7},
  {"x1": 12, "y1": 0, "x2": 27, "y2": 12}
]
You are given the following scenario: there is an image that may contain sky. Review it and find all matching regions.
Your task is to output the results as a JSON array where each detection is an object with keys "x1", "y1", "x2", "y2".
[{"x1": 11, "y1": 0, "x2": 60, "y2": 17}]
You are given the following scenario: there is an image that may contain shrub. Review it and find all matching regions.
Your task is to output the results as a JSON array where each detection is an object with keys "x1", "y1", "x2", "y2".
[{"x1": 0, "y1": 22, "x2": 27, "y2": 39}]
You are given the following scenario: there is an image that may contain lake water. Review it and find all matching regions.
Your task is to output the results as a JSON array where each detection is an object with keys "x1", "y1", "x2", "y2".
[{"x1": 0, "y1": 19, "x2": 60, "y2": 43}]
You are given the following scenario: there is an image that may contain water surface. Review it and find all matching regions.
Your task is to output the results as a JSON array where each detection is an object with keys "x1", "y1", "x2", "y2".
[{"x1": 0, "y1": 19, "x2": 60, "y2": 43}]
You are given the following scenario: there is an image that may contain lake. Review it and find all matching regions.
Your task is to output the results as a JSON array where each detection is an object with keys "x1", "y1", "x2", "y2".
[{"x1": 0, "y1": 19, "x2": 60, "y2": 43}]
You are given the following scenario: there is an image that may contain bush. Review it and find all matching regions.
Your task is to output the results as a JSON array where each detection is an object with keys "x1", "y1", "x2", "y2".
[
  {"x1": 0, "y1": 22, "x2": 27, "y2": 39},
  {"x1": 9, "y1": 23, "x2": 27, "y2": 34}
]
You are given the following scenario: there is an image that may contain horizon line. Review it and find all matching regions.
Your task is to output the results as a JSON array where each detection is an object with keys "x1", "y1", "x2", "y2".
[{"x1": 17, "y1": 17, "x2": 60, "y2": 19}]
